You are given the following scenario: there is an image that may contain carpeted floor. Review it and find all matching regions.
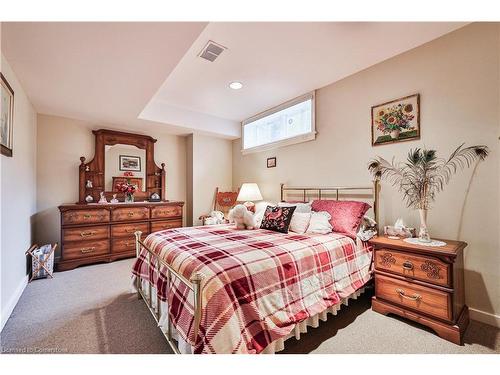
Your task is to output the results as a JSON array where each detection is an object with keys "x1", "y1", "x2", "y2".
[{"x1": 1, "y1": 259, "x2": 498, "y2": 354}]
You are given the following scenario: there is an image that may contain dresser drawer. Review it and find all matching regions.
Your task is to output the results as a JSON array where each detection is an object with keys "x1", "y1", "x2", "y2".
[
  {"x1": 375, "y1": 274, "x2": 452, "y2": 321},
  {"x1": 63, "y1": 239, "x2": 109, "y2": 260},
  {"x1": 151, "y1": 220, "x2": 182, "y2": 233},
  {"x1": 375, "y1": 248, "x2": 451, "y2": 287},
  {"x1": 151, "y1": 205, "x2": 182, "y2": 219},
  {"x1": 62, "y1": 209, "x2": 110, "y2": 225},
  {"x1": 63, "y1": 225, "x2": 109, "y2": 243},
  {"x1": 112, "y1": 207, "x2": 149, "y2": 222},
  {"x1": 111, "y1": 238, "x2": 137, "y2": 254},
  {"x1": 111, "y1": 222, "x2": 149, "y2": 238}
]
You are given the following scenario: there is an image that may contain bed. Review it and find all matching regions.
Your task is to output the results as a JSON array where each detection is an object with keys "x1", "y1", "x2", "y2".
[{"x1": 132, "y1": 182, "x2": 380, "y2": 354}]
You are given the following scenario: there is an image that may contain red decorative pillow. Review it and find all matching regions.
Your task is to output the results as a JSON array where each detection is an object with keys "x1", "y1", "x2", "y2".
[{"x1": 311, "y1": 200, "x2": 371, "y2": 237}]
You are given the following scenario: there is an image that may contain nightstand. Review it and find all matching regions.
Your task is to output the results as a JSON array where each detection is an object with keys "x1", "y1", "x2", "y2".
[{"x1": 370, "y1": 236, "x2": 469, "y2": 345}]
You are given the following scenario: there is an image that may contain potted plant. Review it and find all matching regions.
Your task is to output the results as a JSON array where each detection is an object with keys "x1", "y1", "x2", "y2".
[
  {"x1": 368, "y1": 144, "x2": 488, "y2": 242},
  {"x1": 375, "y1": 103, "x2": 415, "y2": 139}
]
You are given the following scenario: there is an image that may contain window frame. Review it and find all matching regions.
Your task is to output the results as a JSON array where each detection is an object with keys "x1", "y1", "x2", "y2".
[{"x1": 241, "y1": 91, "x2": 316, "y2": 154}]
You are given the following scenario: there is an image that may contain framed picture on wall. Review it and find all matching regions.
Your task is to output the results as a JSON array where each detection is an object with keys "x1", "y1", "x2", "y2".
[
  {"x1": 371, "y1": 93, "x2": 420, "y2": 146},
  {"x1": 119, "y1": 155, "x2": 141, "y2": 171},
  {"x1": 1, "y1": 73, "x2": 14, "y2": 157},
  {"x1": 267, "y1": 157, "x2": 276, "y2": 168}
]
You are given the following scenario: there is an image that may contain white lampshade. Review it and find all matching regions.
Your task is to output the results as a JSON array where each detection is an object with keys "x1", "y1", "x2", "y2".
[{"x1": 237, "y1": 183, "x2": 263, "y2": 202}]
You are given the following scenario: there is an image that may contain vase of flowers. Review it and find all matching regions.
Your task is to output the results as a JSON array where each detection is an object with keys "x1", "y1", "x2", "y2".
[
  {"x1": 376, "y1": 103, "x2": 415, "y2": 139},
  {"x1": 117, "y1": 181, "x2": 137, "y2": 203},
  {"x1": 368, "y1": 144, "x2": 488, "y2": 243}
]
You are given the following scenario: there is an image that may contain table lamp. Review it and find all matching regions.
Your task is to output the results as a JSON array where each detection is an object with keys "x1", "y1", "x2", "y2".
[{"x1": 237, "y1": 183, "x2": 263, "y2": 212}]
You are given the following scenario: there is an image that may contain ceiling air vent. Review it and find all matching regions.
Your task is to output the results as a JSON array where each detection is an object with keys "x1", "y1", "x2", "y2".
[{"x1": 198, "y1": 40, "x2": 226, "y2": 62}]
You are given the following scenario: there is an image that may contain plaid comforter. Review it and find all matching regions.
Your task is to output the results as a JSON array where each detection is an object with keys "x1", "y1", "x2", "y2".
[{"x1": 132, "y1": 225, "x2": 373, "y2": 354}]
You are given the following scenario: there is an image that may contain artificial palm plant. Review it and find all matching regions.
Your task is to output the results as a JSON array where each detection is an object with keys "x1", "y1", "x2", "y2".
[{"x1": 368, "y1": 143, "x2": 488, "y2": 242}]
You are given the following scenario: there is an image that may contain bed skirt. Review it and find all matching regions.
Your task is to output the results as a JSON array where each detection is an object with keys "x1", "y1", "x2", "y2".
[{"x1": 133, "y1": 278, "x2": 367, "y2": 354}]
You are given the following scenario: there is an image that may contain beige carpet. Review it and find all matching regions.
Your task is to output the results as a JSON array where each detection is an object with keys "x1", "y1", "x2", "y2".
[{"x1": 1, "y1": 258, "x2": 498, "y2": 354}]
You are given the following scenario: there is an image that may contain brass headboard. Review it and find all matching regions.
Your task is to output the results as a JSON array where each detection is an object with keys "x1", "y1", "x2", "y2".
[{"x1": 280, "y1": 180, "x2": 380, "y2": 225}]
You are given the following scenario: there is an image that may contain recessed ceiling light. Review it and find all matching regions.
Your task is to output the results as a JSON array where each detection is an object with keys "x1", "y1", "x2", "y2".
[{"x1": 229, "y1": 81, "x2": 243, "y2": 90}]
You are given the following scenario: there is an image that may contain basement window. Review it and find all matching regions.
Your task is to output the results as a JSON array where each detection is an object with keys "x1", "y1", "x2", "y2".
[{"x1": 241, "y1": 92, "x2": 315, "y2": 154}]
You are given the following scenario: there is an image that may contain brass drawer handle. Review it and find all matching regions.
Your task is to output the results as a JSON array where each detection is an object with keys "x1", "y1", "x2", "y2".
[
  {"x1": 80, "y1": 247, "x2": 96, "y2": 254},
  {"x1": 396, "y1": 288, "x2": 421, "y2": 301},
  {"x1": 127, "y1": 212, "x2": 134, "y2": 217},
  {"x1": 80, "y1": 230, "x2": 96, "y2": 237},
  {"x1": 83, "y1": 214, "x2": 92, "y2": 219},
  {"x1": 402, "y1": 261, "x2": 414, "y2": 271}
]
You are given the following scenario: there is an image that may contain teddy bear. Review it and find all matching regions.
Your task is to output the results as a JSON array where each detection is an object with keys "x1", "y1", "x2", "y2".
[{"x1": 227, "y1": 204, "x2": 256, "y2": 230}]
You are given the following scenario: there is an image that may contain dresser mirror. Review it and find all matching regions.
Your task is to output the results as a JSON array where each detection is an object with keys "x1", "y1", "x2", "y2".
[
  {"x1": 78, "y1": 129, "x2": 166, "y2": 203},
  {"x1": 104, "y1": 144, "x2": 147, "y2": 192}
]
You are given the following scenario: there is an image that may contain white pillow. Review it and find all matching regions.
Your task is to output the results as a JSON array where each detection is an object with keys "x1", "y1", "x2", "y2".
[
  {"x1": 289, "y1": 212, "x2": 312, "y2": 234},
  {"x1": 253, "y1": 209, "x2": 265, "y2": 228},
  {"x1": 278, "y1": 201, "x2": 312, "y2": 213},
  {"x1": 306, "y1": 211, "x2": 333, "y2": 234},
  {"x1": 254, "y1": 201, "x2": 275, "y2": 213}
]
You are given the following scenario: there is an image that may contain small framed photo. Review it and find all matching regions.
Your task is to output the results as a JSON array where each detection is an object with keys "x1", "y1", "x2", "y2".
[
  {"x1": 119, "y1": 155, "x2": 141, "y2": 171},
  {"x1": 267, "y1": 157, "x2": 276, "y2": 168},
  {"x1": 1, "y1": 73, "x2": 14, "y2": 157},
  {"x1": 371, "y1": 93, "x2": 420, "y2": 146}
]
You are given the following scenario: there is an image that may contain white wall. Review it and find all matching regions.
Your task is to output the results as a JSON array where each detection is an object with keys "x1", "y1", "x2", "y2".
[
  {"x1": 233, "y1": 23, "x2": 500, "y2": 325},
  {"x1": 35, "y1": 114, "x2": 188, "y2": 253},
  {"x1": 186, "y1": 134, "x2": 194, "y2": 226},
  {"x1": 187, "y1": 134, "x2": 233, "y2": 226},
  {"x1": 0, "y1": 53, "x2": 37, "y2": 330}
]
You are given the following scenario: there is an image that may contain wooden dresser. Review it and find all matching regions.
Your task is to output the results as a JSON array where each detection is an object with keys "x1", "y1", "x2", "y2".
[
  {"x1": 58, "y1": 201, "x2": 184, "y2": 271},
  {"x1": 370, "y1": 236, "x2": 469, "y2": 345}
]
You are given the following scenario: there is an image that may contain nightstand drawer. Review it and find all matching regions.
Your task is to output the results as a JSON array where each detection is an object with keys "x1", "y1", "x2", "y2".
[
  {"x1": 375, "y1": 274, "x2": 452, "y2": 321},
  {"x1": 375, "y1": 248, "x2": 451, "y2": 287}
]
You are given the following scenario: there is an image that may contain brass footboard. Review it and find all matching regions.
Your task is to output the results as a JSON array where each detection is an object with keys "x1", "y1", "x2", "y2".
[{"x1": 134, "y1": 231, "x2": 202, "y2": 354}]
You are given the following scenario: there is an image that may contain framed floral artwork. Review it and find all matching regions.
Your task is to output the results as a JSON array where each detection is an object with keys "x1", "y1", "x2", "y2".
[
  {"x1": 371, "y1": 94, "x2": 420, "y2": 146},
  {"x1": 1, "y1": 73, "x2": 14, "y2": 157}
]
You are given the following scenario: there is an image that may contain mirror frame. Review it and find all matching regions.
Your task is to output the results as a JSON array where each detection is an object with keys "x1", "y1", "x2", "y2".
[{"x1": 78, "y1": 129, "x2": 166, "y2": 203}]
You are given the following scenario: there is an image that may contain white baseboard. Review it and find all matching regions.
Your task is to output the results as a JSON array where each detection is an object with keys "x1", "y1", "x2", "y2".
[
  {"x1": 0, "y1": 275, "x2": 29, "y2": 332},
  {"x1": 469, "y1": 307, "x2": 500, "y2": 328}
]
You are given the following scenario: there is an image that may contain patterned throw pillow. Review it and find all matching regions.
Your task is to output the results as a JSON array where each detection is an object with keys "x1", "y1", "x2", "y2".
[{"x1": 260, "y1": 205, "x2": 296, "y2": 234}]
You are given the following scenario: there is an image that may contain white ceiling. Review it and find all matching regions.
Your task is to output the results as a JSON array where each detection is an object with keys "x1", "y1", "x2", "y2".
[
  {"x1": 1, "y1": 22, "x2": 208, "y2": 134},
  {"x1": 2, "y1": 22, "x2": 467, "y2": 139}
]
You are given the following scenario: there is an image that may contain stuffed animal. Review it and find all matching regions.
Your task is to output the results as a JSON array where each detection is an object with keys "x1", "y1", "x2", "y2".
[
  {"x1": 204, "y1": 210, "x2": 225, "y2": 225},
  {"x1": 228, "y1": 204, "x2": 255, "y2": 230}
]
